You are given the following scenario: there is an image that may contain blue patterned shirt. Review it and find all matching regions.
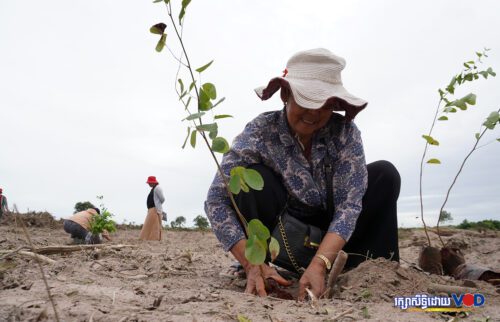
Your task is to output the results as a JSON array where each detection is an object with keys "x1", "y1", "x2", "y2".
[{"x1": 204, "y1": 109, "x2": 368, "y2": 251}]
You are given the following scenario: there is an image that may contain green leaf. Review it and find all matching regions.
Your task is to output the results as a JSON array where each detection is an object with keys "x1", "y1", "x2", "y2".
[
  {"x1": 181, "y1": 127, "x2": 191, "y2": 149},
  {"x1": 178, "y1": 79, "x2": 184, "y2": 94},
  {"x1": 178, "y1": 0, "x2": 191, "y2": 25},
  {"x1": 202, "y1": 83, "x2": 217, "y2": 100},
  {"x1": 150, "y1": 23, "x2": 166, "y2": 35},
  {"x1": 269, "y1": 237, "x2": 280, "y2": 262},
  {"x1": 190, "y1": 130, "x2": 196, "y2": 148},
  {"x1": 237, "y1": 314, "x2": 252, "y2": 322},
  {"x1": 427, "y1": 158, "x2": 441, "y2": 164},
  {"x1": 243, "y1": 169, "x2": 264, "y2": 191},
  {"x1": 463, "y1": 93, "x2": 476, "y2": 105},
  {"x1": 248, "y1": 219, "x2": 270, "y2": 241},
  {"x1": 475, "y1": 133, "x2": 480, "y2": 140},
  {"x1": 463, "y1": 62, "x2": 470, "y2": 69},
  {"x1": 211, "y1": 137, "x2": 229, "y2": 154},
  {"x1": 483, "y1": 111, "x2": 500, "y2": 130},
  {"x1": 211, "y1": 97, "x2": 226, "y2": 109},
  {"x1": 214, "y1": 114, "x2": 233, "y2": 120},
  {"x1": 189, "y1": 81, "x2": 196, "y2": 92},
  {"x1": 487, "y1": 67, "x2": 496, "y2": 77},
  {"x1": 422, "y1": 135, "x2": 439, "y2": 146},
  {"x1": 245, "y1": 234, "x2": 267, "y2": 265},
  {"x1": 184, "y1": 112, "x2": 205, "y2": 121},
  {"x1": 229, "y1": 174, "x2": 241, "y2": 194},
  {"x1": 438, "y1": 116, "x2": 448, "y2": 121},
  {"x1": 464, "y1": 73, "x2": 473, "y2": 82},
  {"x1": 155, "y1": 34, "x2": 166, "y2": 52},
  {"x1": 449, "y1": 99, "x2": 467, "y2": 111},
  {"x1": 438, "y1": 89, "x2": 445, "y2": 99},
  {"x1": 196, "y1": 123, "x2": 218, "y2": 132},
  {"x1": 479, "y1": 71, "x2": 489, "y2": 79},
  {"x1": 209, "y1": 127, "x2": 218, "y2": 140},
  {"x1": 230, "y1": 166, "x2": 246, "y2": 177},
  {"x1": 476, "y1": 52, "x2": 483, "y2": 58},
  {"x1": 198, "y1": 89, "x2": 212, "y2": 111},
  {"x1": 446, "y1": 76, "x2": 456, "y2": 94},
  {"x1": 496, "y1": 138, "x2": 500, "y2": 142},
  {"x1": 195, "y1": 60, "x2": 214, "y2": 73}
]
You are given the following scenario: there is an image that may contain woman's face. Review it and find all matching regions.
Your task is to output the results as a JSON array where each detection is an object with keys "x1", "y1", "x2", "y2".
[{"x1": 286, "y1": 96, "x2": 334, "y2": 139}]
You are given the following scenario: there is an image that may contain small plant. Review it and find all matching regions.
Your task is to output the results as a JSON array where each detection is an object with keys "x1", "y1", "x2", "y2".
[
  {"x1": 88, "y1": 210, "x2": 117, "y2": 235},
  {"x1": 87, "y1": 196, "x2": 116, "y2": 244},
  {"x1": 150, "y1": 0, "x2": 279, "y2": 265},
  {"x1": 419, "y1": 49, "x2": 499, "y2": 247},
  {"x1": 193, "y1": 215, "x2": 210, "y2": 230},
  {"x1": 73, "y1": 201, "x2": 95, "y2": 213}
]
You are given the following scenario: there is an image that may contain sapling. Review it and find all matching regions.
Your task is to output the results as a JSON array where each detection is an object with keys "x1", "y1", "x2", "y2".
[
  {"x1": 87, "y1": 196, "x2": 117, "y2": 244},
  {"x1": 418, "y1": 49, "x2": 499, "y2": 274},
  {"x1": 150, "y1": 0, "x2": 279, "y2": 266}
]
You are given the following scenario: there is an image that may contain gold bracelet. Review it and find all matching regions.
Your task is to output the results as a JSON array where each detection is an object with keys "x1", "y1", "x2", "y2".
[{"x1": 315, "y1": 254, "x2": 332, "y2": 270}]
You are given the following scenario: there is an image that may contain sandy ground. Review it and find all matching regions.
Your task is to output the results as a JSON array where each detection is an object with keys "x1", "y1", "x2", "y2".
[{"x1": 0, "y1": 216, "x2": 499, "y2": 322}]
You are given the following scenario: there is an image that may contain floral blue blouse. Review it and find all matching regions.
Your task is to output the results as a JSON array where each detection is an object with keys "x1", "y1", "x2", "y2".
[{"x1": 204, "y1": 109, "x2": 368, "y2": 251}]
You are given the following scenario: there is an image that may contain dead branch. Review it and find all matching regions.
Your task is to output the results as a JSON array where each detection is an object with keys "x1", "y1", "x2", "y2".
[
  {"x1": 0, "y1": 246, "x2": 31, "y2": 259},
  {"x1": 27, "y1": 244, "x2": 136, "y2": 255},
  {"x1": 331, "y1": 308, "x2": 354, "y2": 321},
  {"x1": 17, "y1": 251, "x2": 57, "y2": 265},
  {"x1": 325, "y1": 250, "x2": 348, "y2": 299}
]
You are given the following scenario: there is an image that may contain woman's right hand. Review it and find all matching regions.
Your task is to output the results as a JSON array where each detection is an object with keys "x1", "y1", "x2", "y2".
[
  {"x1": 231, "y1": 239, "x2": 292, "y2": 297},
  {"x1": 244, "y1": 263, "x2": 292, "y2": 297}
]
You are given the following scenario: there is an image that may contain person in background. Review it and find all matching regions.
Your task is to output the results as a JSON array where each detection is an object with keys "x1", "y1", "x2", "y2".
[
  {"x1": 0, "y1": 188, "x2": 9, "y2": 219},
  {"x1": 139, "y1": 176, "x2": 166, "y2": 241},
  {"x1": 63, "y1": 207, "x2": 112, "y2": 244}
]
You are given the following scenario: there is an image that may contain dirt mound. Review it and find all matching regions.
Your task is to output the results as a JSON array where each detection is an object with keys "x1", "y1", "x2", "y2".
[
  {"x1": 1, "y1": 211, "x2": 61, "y2": 228},
  {"x1": 336, "y1": 258, "x2": 434, "y2": 303}
]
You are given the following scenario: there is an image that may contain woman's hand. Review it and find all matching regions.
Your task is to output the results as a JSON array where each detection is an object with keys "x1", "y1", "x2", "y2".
[
  {"x1": 244, "y1": 263, "x2": 292, "y2": 297},
  {"x1": 297, "y1": 257, "x2": 327, "y2": 301}
]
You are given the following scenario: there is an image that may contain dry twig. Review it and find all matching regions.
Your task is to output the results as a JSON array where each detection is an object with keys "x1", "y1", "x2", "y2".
[
  {"x1": 331, "y1": 307, "x2": 354, "y2": 321},
  {"x1": 17, "y1": 215, "x2": 60, "y2": 322},
  {"x1": 17, "y1": 251, "x2": 56, "y2": 265}
]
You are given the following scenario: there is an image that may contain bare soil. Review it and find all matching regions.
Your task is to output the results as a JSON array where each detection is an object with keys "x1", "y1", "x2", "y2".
[{"x1": 0, "y1": 216, "x2": 499, "y2": 322}]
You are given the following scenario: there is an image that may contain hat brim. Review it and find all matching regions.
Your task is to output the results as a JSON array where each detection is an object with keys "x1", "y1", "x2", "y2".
[{"x1": 255, "y1": 77, "x2": 367, "y2": 120}]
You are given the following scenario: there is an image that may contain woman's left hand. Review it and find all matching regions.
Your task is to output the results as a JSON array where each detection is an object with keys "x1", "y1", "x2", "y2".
[{"x1": 297, "y1": 258, "x2": 327, "y2": 301}]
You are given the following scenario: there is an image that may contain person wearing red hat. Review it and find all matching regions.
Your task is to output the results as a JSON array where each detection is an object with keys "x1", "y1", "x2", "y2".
[
  {"x1": 139, "y1": 176, "x2": 166, "y2": 241},
  {"x1": 0, "y1": 188, "x2": 9, "y2": 219}
]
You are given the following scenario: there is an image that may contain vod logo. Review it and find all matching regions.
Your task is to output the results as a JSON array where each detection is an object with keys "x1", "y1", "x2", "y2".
[{"x1": 452, "y1": 293, "x2": 485, "y2": 307}]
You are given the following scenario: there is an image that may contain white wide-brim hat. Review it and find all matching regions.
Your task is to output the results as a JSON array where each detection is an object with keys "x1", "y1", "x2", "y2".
[{"x1": 255, "y1": 48, "x2": 367, "y2": 120}]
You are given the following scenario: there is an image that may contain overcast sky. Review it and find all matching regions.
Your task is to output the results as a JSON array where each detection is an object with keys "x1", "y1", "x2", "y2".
[{"x1": 1, "y1": 0, "x2": 499, "y2": 228}]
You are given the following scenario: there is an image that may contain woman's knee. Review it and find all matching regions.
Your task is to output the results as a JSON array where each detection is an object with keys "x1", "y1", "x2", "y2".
[{"x1": 368, "y1": 160, "x2": 401, "y2": 199}]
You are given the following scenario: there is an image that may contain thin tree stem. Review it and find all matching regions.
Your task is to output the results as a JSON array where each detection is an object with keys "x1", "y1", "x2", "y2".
[
  {"x1": 164, "y1": 3, "x2": 248, "y2": 234},
  {"x1": 419, "y1": 98, "x2": 443, "y2": 246},
  {"x1": 436, "y1": 107, "x2": 500, "y2": 247}
]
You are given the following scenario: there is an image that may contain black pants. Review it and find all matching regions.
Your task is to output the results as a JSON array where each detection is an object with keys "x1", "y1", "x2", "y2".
[
  {"x1": 235, "y1": 160, "x2": 401, "y2": 269},
  {"x1": 63, "y1": 220, "x2": 88, "y2": 240}
]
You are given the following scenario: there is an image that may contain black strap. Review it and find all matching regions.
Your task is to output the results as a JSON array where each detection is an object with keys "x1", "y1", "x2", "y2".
[{"x1": 324, "y1": 153, "x2": 335, "y2": 220}]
